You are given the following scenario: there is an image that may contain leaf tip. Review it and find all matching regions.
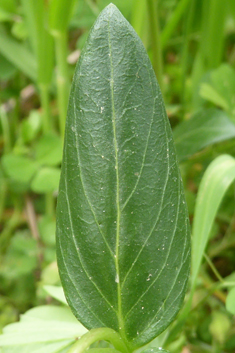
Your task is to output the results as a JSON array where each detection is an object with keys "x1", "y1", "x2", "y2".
[{"x1": 100, "y1": 3, "x2": 121, "y2": 17}]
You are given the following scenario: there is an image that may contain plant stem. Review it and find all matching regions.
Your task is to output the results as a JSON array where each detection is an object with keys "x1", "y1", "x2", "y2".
[
  {"x1": 54, "y1": 31, "x2": 69, "y2": 137},
  {"x1": 146, "y1": 0, "x2": 163, "y2": 91},
  {"x1": 131, "y1": 0, "x2": 148, "y2": 48},
  {"x1": 67, "y1": 328, "x2": 130, "y2": 353},
  {"x1": 0, "y1": 178, "x2": 7, "y2": 223},
  {"x1": 39, "y1": 83, "x2": 51, "y2": 133},
  {"x1": 86, "y1": 0, "x2": 99, "y2": 16},
  {"x1": 180, "y1": 0, "x2": 196, "y2": 110},
  {"x1": 39, "y1": 82, "x2": 55, "y2": 217},
  {"x1": 0, "y1": 105, "x2": 11, "y2": 153},
  {"x1": 204, "y1": 253, "x2": 224, "y2": 283},
  {"x1": 0, "y1": 198, "x2": 24, "y2": 257},
  {"x1": 161, "y1": 0, "x2": 191, "y2": 49}
]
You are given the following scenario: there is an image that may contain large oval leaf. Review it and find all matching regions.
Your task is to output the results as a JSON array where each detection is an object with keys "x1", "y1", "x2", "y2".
[{"x1": 56, "y1": 4, "x2": 190, "y2": 349}]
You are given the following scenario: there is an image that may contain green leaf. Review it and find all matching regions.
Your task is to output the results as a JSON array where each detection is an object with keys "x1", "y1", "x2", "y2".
[
  {"x1": 0, "y1": 30, "x2": 37, "y2": 81},
  {"x1": 20, "y1": 305, "x2": 79, "y2": 323},
  {"x1": 34, "y1": 133, "x2": 63, "y2": 166},
  {"x1": 31, "y1": 167, "x2": 61, "y2": 193},
  {"x1": 21, "y1": 110, "x2": 41, "y2": 143},
  {"x1": 0, "y1": 8, "x2": 14, "y2": 22},
  {"x1": 38, "y1": 216, "x2": 56, "y2": 247},
  {"x1": 43, "y1": 285, "x2": 67, "y2": 305},
  {"x1": 2, "y1": 154, "x2": 38, "y2": 185},
  {"x1": 142, "y1": 349, "x2": 170, "y2": 353},
  {"x1": 0, "y1": 231, "x2": 38, "y2": 279},
  {"x1": 191, "y1": 155, "x2": 235, "y2": 288},
  {"x1": 0, "y1": 341, "x2": 72, "y2": 353},
  {"x1": 48, "y1": 0, "x2": 76, "y2": 34},
  {"x1": 226, "y1": 287, "x2": 235, "y2": 315},
  {"x1": 0, "y1": 0, "x2": 16, "y2": 13},
  {"x1": 21, "y1": 0, "x2": 54, "y2": 86},
  {"x1": 56, "y1": 4, "x2": 190, "y2": 349},
  {"x1": 0, "y1": 53, "x2": 16, "y2": 80},
  {"x1": 199, "y1": 64, "x2": 235, "y2": 119},
  {"x1": 173, "y1": 109, "x2": 235, "y2": 162},
  {"x1": 0, "y1": 306, "x2": 87, "y2": 346},
  {"x1": 209, "y1": 311, "x2": 231, "y2": 345}
]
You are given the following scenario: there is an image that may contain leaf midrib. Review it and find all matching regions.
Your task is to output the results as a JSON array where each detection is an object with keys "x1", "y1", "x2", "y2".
[{"x1": 107, "y1": 17, "x2": 124, "y2": 336}]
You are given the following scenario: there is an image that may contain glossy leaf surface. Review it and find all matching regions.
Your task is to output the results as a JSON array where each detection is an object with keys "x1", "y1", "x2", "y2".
[{"x1": 56, "y1": 4, "x2": 190, "y2": 349}]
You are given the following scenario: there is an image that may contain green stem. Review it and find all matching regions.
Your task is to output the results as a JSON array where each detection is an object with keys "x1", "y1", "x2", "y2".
[
  {"x1": 86, "y1": 0, "x2": 99, "y2": 16},
  {"x1": 0, "y1": 199, "x2": 23, "y2": 257},
  {"x1": 67, "y1": 328, "x2": 130, "y2": 353},
  {"x1": 0, "y1": 105, "x2": 11, "y2": 153},
  {"x1": 54, "y1": 31, "x2": 70, "y2": 137},
  {"x1": 204, "y1": 253, "x2": 224, "y2": 283},
  {"x1": 39, "y1": 83, "x2": 51, "y2": 133},
  {"x1": 180, "y1": 0, "x2": 196, "y2": 110},
  {"x1": 161, "y1": 0, "x2": 191, "y2": 49},
  {"x1": 146, "y1": 0, "x2": 163, "y2": 91},
  {"x1": 38, "y1": 83, "x2": 54, "y2": 216}
]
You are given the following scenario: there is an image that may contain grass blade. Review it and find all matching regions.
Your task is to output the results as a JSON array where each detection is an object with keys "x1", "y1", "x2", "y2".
[
  {"x1": 0, "y1": 29, "x2": 37, "y2": 81},
  {"x1": 191, "y1": 154, "x2": 235, "y2": 288}
]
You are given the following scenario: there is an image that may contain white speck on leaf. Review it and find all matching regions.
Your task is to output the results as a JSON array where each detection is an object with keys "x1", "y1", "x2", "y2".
[{"x1": 115, "y1": 273, "x2": 119, "y2": 283}]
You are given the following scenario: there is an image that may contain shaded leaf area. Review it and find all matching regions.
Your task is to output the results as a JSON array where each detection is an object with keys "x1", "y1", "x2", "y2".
[
  {"x1": 199, "y1": 64, "x2": 235, "y2": 119},
  {"x1": 173, "y1": 108, "x2": 235, "y2": 162},
  {"x1": 56, "y1": 4, "x2": 190, "y2": 349}
]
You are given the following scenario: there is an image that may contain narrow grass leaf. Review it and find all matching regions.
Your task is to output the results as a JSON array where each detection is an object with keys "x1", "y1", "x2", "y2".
[
  {"x1": 22, "y1": 0, "x2": 54, "y2": 86},
  {"x1": 56, "y1": 4, "x2": 190, "y2": 349},
  {"x1": 0, "y1": 30, "x2": 37, "y2": 81},
  {"x1": 191, "y1": 155, "x2": 235, "y2": 288}
]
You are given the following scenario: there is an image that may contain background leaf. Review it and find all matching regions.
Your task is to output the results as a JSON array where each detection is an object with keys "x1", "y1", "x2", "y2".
[
  {"x1": 56, "y1": 4, "x2": 190, "y2": 349},
  {"x1": 0, "y1": 30, "x2": 37, "y2": 81},
  {"x1": 226, "y1": 287, "x2": 235, "y2": 315},
  {"x1": 199, "y1": 64, "x2": 235, "y2": 119},
  {"x1": 173, "y1": 109, "x2": 235, "y2": 162},
  {"x1": 43, "y1": 285, "x2": 67, "y2": 305},
  {"x1": 191, "y1": 154, "x2": 235, "y2": 288},
  {"x1": 31, "y1": 167, "x2": 60, "y2": 193},
  {"x1": 2, "y1": 154, "x2": 39, "y2": 186},
  {"x1": 0, "y1": 306, "x2": 87, "y2": 347},
  {"x1": 34, "y1": 133, "x2": 63, "y2": 166}
]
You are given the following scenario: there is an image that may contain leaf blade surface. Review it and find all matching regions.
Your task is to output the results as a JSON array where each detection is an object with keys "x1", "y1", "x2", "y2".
[{"x1": 56, "y1": 4, "x2": 190, "y2": 348}]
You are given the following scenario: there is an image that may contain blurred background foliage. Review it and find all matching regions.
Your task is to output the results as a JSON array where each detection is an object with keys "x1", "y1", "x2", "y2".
[{"x1": 1, "y1": 0, "x2": 235, "y2": 352}]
